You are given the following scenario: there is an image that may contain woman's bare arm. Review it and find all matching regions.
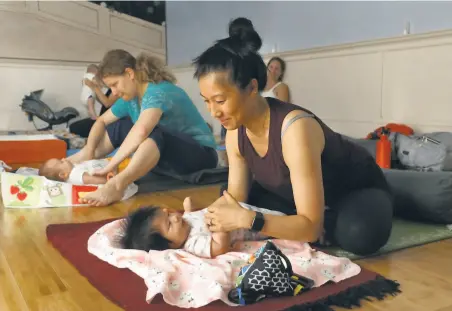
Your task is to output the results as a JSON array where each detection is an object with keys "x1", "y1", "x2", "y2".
[
  {"x1": 274, "y1": 83, "x2": 290, "y2": 102},
  {"x1": 241, "y1": 111, "x2": 325, "y2": 242},
  {"x1": 87, "y1": 97, "x2": 97, "y2": 119},
  {"x1": 85, "y1": 110, "x2": 119, "y2": 152},
  {"x1": 67, "y1": 110, "x2": 119, "y2": 163}
]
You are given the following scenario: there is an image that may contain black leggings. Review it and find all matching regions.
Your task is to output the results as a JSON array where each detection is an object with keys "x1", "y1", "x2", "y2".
[
  {"x1": 106, "y1": 118, "x2": 218, "y2": 176},
  {"x1": 70, "y1": 106, "x2": 109, "y2": 138},
  {"x1": 222, "y1": 182, "x2": 393, "y2": 256}
]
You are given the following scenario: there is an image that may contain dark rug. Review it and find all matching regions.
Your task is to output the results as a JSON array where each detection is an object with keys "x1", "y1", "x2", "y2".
[{"x1": 46, "y1": 219, "x2": 401, "y2": 311}]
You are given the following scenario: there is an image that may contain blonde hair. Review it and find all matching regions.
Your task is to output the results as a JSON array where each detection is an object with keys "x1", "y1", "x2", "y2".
[{"x1": 98, "y1": 49, "x2": 176, "y2": 84}]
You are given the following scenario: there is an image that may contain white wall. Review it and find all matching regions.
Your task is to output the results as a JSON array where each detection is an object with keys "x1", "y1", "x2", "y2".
[
  {"x1": 167, "y1": 1, "x2": 452, "y2": 66},
  {"x1": 170, "y1": 29, "x2": 452, "y2": 138},
  {"x1": 0, "y1": 1, "x2": 165, "y2": 131},
  {"x1": 0, "y1": 63, "x2": 89, "y2": 130}
]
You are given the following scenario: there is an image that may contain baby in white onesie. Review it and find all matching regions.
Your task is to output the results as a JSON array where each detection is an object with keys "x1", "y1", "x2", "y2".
[
  {"x1": 119, "y1": 198, "x2": 286, "y2": 258},
  {"x1": 38, "y1": 158, "x2": 112, "y2": 185}
]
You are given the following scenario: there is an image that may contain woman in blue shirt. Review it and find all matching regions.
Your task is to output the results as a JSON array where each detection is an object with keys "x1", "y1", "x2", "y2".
[{"x1": 69, "y1": 49, "x2": 217, "y2": 206}]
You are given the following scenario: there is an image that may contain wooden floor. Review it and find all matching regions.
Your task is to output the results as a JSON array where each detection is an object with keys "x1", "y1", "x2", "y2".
[{"x1": 1, "y1": 185, "x2": 452, "y2": 311}]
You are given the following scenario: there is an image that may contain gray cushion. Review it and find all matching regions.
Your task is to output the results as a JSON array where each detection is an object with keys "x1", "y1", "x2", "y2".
[
  {"x1": 383, "y1": 169, "x2": 452, "y2": 224},
  {"x1": 342, "y1": 135, "x2": 452, "y2": 223}
]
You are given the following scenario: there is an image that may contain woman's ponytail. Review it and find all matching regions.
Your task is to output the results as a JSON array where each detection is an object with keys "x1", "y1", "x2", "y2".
[{"x1": 135, "y1": 53, "x2": 177, "y2": 84}]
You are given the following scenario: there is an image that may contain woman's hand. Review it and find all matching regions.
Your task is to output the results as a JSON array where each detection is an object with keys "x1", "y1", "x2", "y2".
[
  {"x1": 66, "y1": 146, "x2": 95, "y2": 164},
  {"x1": 92, "y1": 163, "x2": 117, "y2": 177},
  {"x1": 205, "y1": 191, "x2": 254, "y2": 232}
]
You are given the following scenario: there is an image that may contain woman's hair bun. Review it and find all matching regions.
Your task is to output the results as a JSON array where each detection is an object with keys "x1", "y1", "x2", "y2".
[{"x1": 228, "y1": 17, "x2": 262, "y2": 52}]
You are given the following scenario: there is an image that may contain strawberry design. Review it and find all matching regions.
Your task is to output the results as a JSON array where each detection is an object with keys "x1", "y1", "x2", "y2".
[
  {"x1": 11, "y1": 177, "x2": 35, "y2": 202},
  {"x1": 17, "y1": 192, "x2": 27, "y2": 201},
  {"x1": 10, "y1": 185, "x2": 19, "y2": 195}
]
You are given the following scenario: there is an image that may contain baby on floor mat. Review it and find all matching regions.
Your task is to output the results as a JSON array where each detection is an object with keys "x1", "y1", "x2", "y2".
[
  {"x1": 120, "y1": 197, "x2": 286, "y2": 258},
  {"x1": 38, "y1": 157, "x2": 130, "y2": 185}
]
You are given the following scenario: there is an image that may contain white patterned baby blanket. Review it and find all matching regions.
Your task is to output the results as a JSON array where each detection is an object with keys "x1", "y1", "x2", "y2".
[
  {"x1": 88, "y1": 219, "x2": 362, "y2": 308},
  {"x1": 0, "y1": 172, "x2": 137, "y2": 208}
]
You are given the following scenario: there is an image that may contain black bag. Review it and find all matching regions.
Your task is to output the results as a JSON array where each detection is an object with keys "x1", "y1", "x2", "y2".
[{"x1": 228, "y1": 240, "x2": 314, "y2": 305}]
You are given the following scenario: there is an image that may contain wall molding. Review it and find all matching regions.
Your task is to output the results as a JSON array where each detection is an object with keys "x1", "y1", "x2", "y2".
[
  {"x1": 0, "y1": 0, "x2": 166, "y2": 63},
  {"x1": 171, "y1": 28, "x2": 452, "y2": 70},
  {"x1": 169, "y1": 28, "x2": 452, "y2": 137}
]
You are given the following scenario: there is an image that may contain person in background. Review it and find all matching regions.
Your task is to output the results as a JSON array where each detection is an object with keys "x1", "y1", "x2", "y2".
[
  {"x1": 69, "y1": 64, "x2": 119, "y2": 138},
  {"x1": 68, "y1": 50, "x2": 217, "y2": 206},
  {"x1": 261, "y1": 56, "x2": 290, "y2": 102}
]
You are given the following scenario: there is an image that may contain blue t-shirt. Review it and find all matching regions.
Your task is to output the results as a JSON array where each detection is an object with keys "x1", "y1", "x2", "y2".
[{"x1": 111, "y1": 81, "x2": 216, "y2": 149}]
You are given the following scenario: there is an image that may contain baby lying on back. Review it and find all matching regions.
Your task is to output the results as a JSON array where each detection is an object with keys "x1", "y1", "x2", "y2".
[
  {"x1": 38, "y1": 158, "x2": 112, "y2": 185},
  {"x1": 119, "y1": 197, "x2": 286, "y2": 258}
]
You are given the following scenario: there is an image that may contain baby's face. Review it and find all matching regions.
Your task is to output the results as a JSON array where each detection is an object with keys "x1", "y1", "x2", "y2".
[
  {"x1": 46, "y1": 158, "x2": 74, "y2": 180},
  {"x1": 152, "y1": 208, "x2": 191, "y2": 249}
]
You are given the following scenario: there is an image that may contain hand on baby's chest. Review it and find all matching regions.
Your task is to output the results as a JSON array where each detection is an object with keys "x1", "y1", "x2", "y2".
[{"x1": 183, "y1": 212, "x2": 210, "y2": 235}]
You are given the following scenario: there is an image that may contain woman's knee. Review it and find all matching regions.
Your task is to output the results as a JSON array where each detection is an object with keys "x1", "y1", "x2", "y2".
[
  {"x1": 333, "y1": 188, "x2": 393, "y2": 256},
  {"x1": 106, "y1": 118, "x2": 134, "y2": 149}
]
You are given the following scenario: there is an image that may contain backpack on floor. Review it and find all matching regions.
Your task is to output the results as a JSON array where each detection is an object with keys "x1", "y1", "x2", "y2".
[{"x1": 393, "y1": 133, "x2": 452, "y2": 172}]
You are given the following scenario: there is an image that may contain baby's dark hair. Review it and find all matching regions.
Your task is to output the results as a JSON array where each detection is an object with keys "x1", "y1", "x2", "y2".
[
  {"x1": 119, "y1": 206, "x2": 170, "y2": 251},
  {"x1": 192, "y1": 17, "x2": 267, "y2": 92}
]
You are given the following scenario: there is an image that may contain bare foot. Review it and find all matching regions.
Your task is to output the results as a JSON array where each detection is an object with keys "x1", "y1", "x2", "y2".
[
  {"x1": 183, "y1": 197, "x2": 193, "y2": 213},
  {"x1": 80, "y1": 182, "x2": 124, "y2": 206},
  {"x1": 183, "y1": 197, "x2": 203, "y2": 213}
]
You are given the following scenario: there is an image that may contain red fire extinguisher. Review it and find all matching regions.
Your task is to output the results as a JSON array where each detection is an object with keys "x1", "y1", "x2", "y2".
[{"x1": 376, "y1": 128, "x2": 391, "y2": 169}]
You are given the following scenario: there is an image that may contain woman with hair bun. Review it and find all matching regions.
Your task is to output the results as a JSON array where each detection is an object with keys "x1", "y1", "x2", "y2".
[
  {"x1": 68, "y1": 50, "x2": 217, "y2": 206},
  {"x1": 193, "y1": 17, "x2": 393, "y2": 256}
]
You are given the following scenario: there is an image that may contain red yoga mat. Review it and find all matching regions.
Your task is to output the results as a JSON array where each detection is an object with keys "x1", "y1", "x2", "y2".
[{"x1": 46, "y1": 219, "x2": 401, "y2": 311}]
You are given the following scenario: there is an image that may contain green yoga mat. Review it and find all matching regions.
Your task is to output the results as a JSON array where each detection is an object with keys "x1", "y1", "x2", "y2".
[{"x1": 326, "y1": 218, "x2": 452, "y2": 260}]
